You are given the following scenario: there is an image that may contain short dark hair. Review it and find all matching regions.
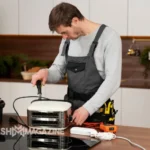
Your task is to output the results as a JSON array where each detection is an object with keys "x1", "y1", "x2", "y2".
[{"x1": 49, "y1": 2, "x2": 84, "y2": 31}]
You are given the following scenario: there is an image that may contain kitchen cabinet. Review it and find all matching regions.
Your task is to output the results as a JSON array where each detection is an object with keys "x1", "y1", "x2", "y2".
[
  {"x1": 1, "y1": 81, "x2": 150, "y2": 128},
  {"x1": 0, "y1": 82, "x2": 46, "y2": 116},
  {"x1": 45, "y1": 84, "x2": 67, "y2": 100},
  {"x1": 122, "y1": 88, "x2": 150, "y2": 128},
  {"x1": 0, "y1": 0, "x2": 18, "y2": 34},
  {"x1": 1, "y1": 0, "x2": 150, "y2": 36},
  {"x1": 89, "y1": 0, "x2": 128, "y2": 36},
  {"x1": 9, "y1": 82, "x2": 46, "y2": 116},
  {"x1": 0, "y1": 82, "x2": 67, "y2": 116},
  {"x1": 128, "y1": 0, "x2": 150, "y2": 36},
  {"x1": 19, "y1": 0, "x2": 53, "y2": 35}
]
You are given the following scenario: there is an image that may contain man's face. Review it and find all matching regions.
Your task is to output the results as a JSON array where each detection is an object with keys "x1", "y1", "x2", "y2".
[{"x1": 56, "y1": 25, "x2": 81, "y2": 40}]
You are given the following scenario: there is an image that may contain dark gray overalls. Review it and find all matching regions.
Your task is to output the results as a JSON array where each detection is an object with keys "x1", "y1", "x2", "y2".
[{"x1": 62, "y1": 24, "x2": 116, "y2": 124}]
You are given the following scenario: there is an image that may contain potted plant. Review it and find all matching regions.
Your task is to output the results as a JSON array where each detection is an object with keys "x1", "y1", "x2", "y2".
[
  {"x1": 139, "y1": 47, "x2": 150, "y2": 78},
  {"x1": 0, "y1": 54, "x2": 28, "y2": 78},
  {"x1": 0, "y1": 54, "x2": 53, "y2": 79},
  {"x1": 21, "y1": 59, "x2": 51, "y2": 80}
]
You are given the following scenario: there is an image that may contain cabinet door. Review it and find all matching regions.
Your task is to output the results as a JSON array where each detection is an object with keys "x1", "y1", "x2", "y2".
[
  {"x1": 90, "y1": 0, "x2": 128, "y2": 35},
  {"x1": 0, "y1": 0, "x2": 18, "y2": 34},
  {"x1": 128, "y1": 0, "x2": 150, "y2": 36},
  {"x1": 10, "y1": 82, "x2": 46, "y2": 116},
  {"x1": 19, "y1": 0, "x2": 53, "y2": 35},
  {"x1": 45, "y1": 84, "x2": 67, "y2": 100},
  {"x1": 122, "y1": 88, "x2": 150, "y2": 128}
]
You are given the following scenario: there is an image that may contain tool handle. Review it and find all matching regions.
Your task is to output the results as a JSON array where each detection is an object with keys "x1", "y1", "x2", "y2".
[
  {"x1": 36, "y1": 80, "x2": 42, "y2": 95},
  {"x1": 0, "y1": 99, "x2": 5, "y2": 108}
]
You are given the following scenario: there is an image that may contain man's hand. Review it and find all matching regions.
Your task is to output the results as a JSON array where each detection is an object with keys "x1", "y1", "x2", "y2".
[
  {"x1": 72, "y1": 106, "x2": 89, "y2": 125},
  {"x1": 31, "y1": 69, "x2": 48, "y2": 86}
]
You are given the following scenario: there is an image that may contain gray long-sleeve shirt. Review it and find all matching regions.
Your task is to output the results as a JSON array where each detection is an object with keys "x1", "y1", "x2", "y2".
[{"x1": 47, "y1": 25, "x2": 122, "y2": 116}]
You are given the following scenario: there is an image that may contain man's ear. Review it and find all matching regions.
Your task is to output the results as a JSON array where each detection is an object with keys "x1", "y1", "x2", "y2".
[{"x1": 71, "y1": 17, "x2": 79, "y2": 26}]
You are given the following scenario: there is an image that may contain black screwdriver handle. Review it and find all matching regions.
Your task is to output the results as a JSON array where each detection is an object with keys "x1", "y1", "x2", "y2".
[
  {"x1": 36, "y1": 80, "x2": 42, "y2": 95},
  {"x1": 0, "y1": 99, "x2": 5, "y2": 108}
]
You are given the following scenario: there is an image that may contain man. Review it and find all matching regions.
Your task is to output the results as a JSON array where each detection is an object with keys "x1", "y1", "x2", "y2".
[{"x1": 31, "y1": 2, "x2": 122, "y2": 126}]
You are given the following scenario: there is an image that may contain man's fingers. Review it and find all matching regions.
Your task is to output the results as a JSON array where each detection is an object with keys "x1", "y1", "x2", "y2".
[
  {"x1": 40, "y1": 69, "x2": 48, "y2": 85},
  {"x1": 72, "y1": 112, "x2": 76, "y2": 122},
  {"x1": 72, "y1": 107, "x2": 89, "y2": 125},
  {"x1": 72, "y1": 110, "x2": 82, "y2": 125},
  {"x1": 31, "y1": 73, "x2": 41, "y2": 86},
  {"x1": 42, "y1": 77, "x2": 47, "y2": 86},
  {"x1": 31, "y1": 69, "x2": 48, "y2": 86},
  {"x1": 74, "y1": 117, "x2": 82, "y2": 125}
]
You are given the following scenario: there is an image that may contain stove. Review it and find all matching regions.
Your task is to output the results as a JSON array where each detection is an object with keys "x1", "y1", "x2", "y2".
[{"x1": 0, "y1": 133, "x2": 100, "y2": 150}]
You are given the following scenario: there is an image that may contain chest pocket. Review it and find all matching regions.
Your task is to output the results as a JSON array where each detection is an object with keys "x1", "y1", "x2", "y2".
[{"x1": 67, "y1": 62, "x2": 85, "y2": 73}]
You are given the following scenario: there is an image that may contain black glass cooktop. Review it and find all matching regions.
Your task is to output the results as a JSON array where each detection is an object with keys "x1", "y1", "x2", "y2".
[{"x1": 0, "y1": 133, "x2": 100, "y2": 150}]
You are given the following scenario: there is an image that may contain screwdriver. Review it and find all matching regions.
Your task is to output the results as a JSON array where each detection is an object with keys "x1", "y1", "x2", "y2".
[{"x1": 36, "y1": 80, "x2": 42, "y2": 99}]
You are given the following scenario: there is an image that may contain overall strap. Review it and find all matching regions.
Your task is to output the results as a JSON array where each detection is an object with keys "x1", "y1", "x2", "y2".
[
  {"x1": 61, "y1": 40, "x2": 70, "y2": 60},
  {"x1": 88, "y1": 24, "x2": 106, "y2": 56}
]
